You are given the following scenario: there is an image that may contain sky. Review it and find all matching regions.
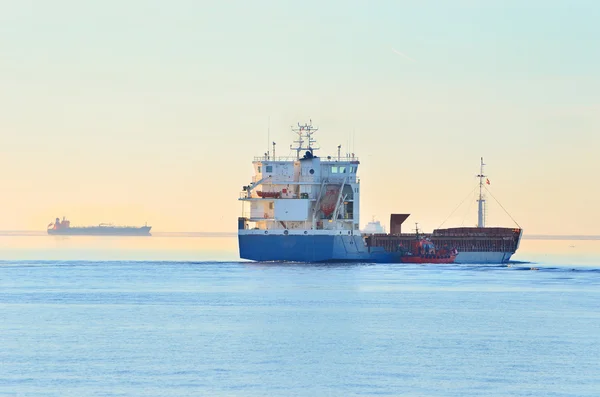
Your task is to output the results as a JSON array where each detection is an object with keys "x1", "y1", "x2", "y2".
[{"x1": 1, "y1": 0, "x2": 599, "y2": 234}]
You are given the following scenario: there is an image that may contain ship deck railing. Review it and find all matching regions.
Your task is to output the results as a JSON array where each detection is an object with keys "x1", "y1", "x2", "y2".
[
  {"x1": 253, "y1": 155, "x2": 359, "y2": 162},
  {"x1": 239, "y1": 193, "x2": 321, "y2": 200},
  {"x1": 365, "y1": 233, "x2": 518, "y2": 253},
  {"x1": 241, "y1": 215, "x2": 355, "y2": 222},
  {"x1": 370, "y1": 232, "x2": 519, "y2": 240}
]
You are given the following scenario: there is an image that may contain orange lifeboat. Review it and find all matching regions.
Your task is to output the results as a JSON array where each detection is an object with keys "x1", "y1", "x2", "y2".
[
  {"x1": 256, "y1": 191, "x2": 281, "y2": 198},
  {"x1": 320, "y1": 187, "x2": 339, "y2": 218}
]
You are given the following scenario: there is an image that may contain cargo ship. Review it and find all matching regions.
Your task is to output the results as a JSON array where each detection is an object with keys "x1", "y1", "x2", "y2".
[
  {"x1": 47, "y1": 217, "x2": 152, "y2": 236},
  {"x1": 237, "y1": 121, "x2": 521, "y2": 263},
  {"x1": 363, "y1": 217, "x2": 386, "y2": 234}
]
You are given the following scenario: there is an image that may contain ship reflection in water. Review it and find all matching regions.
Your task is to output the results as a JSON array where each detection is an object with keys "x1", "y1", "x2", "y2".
[{"x1": 47, "y1": 217, "x2": 152, "y2": 236}]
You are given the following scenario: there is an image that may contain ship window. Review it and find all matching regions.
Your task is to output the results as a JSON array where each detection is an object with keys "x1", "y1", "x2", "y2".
[
  {"x1": 269, "y1": 202, "x2": 274, "y2": 209},
  {"x1": 339, "y1": 166, "x2": 346, "y2": 173},
  {"x1": 266, "y1": 165, "x2": 273, "y2": 173},
  {"x1": 349, "y1": 166, "x2": 355, "y2": 173},
  {"x1": 331, "y1": 166, "x2": 338, "y2": 173},
  {"x1": 257, "y1": 166, "x2": 262, "y2": 173}
]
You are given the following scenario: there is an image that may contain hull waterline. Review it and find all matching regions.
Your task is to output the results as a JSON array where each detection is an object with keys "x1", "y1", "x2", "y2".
[{"x1": 47, "y1": 226, "x2": 152, "y2": 236}]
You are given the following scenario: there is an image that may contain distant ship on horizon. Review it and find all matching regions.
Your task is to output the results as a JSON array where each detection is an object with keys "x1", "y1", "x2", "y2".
[
  {"x1": 362, "y1": 217, "x2": 386, "y2": 234},
  {"x1": 47, "y1": 217, "x2": 152, "y2": 236}
]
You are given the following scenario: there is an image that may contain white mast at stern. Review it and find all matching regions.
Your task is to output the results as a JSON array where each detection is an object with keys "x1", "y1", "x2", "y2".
[{"x1": 477, "y1": 157, "x2": 486, "y2": 228}]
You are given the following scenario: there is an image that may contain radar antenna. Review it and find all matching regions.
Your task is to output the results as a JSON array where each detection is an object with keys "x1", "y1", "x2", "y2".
[{"x1": 290, "y1": 120, "x2": 320, "y2": 159}]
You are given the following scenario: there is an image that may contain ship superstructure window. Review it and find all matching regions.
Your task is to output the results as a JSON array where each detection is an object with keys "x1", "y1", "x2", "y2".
[
  {"x1": 257, "y1": 166, "x2": 262, "y2": 173},
  {"x1": 339, "y1": 166, "x2": 346, "y2": 173},
  {"x1": 331, "y1": 166, "x2": 338, "y2": 173},
  {"x1": 266, "y1": 165, "x2": 273, "y2": 173},
  {"x1": 349, "y1": 166, "x2": 355, "y2": 173}
]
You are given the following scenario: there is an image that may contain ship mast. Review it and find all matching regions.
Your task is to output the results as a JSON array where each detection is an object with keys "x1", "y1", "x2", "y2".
[
  {"x1": 290, "y1": 120, "x2": 320, "y2": 159},
  {"x1": 477, "y1": 157, "x2": 486, "y2": 228}
]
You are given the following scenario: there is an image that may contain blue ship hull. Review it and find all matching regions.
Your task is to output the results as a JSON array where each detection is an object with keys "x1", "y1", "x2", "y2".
[{"x1": 238, "y1": 234, "x2": 400, "y2": 263}]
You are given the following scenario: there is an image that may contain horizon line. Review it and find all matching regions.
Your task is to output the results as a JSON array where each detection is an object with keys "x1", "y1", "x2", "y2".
[{"x1": 0, "y1": 230, "x2": 598, "y2": 240}]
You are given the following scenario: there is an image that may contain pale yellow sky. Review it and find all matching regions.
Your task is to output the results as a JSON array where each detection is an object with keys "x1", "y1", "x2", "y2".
[{"x1": 1, "y1": 1, "x2": 599, "y2": 234}]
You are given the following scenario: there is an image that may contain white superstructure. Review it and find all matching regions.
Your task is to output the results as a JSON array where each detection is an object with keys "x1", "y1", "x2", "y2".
[
  {"x1": 363, "y1": 218, "x2": 386, "y2": 234},
  {"x1": 239, "y1": 121, "x2": 361, "y2": 235}
]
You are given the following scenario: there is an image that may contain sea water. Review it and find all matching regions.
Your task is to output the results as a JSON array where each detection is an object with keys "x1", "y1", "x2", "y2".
[{"x1": 1, "y1": 233, "x2": 599, "y2": 396}]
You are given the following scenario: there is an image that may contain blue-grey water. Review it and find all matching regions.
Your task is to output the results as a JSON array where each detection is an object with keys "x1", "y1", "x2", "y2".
[{"x1": 1, "y1": 234, "x2": 599, "y2": 396}]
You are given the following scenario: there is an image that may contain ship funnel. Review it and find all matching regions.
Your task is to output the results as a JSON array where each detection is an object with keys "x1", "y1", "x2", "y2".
[{"x1": 390, "y1": 214, "x2": 410, "y2": 235}]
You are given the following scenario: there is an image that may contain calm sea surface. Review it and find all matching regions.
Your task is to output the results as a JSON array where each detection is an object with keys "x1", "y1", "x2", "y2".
[{"x1": 1, "y1": 233, "x2": 599, "y2": 396}]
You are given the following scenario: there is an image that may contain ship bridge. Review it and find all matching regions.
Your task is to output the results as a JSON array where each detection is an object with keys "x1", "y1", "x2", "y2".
[{"x1": 239, "y1": 122, "x2": 361, "y2": 233}]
